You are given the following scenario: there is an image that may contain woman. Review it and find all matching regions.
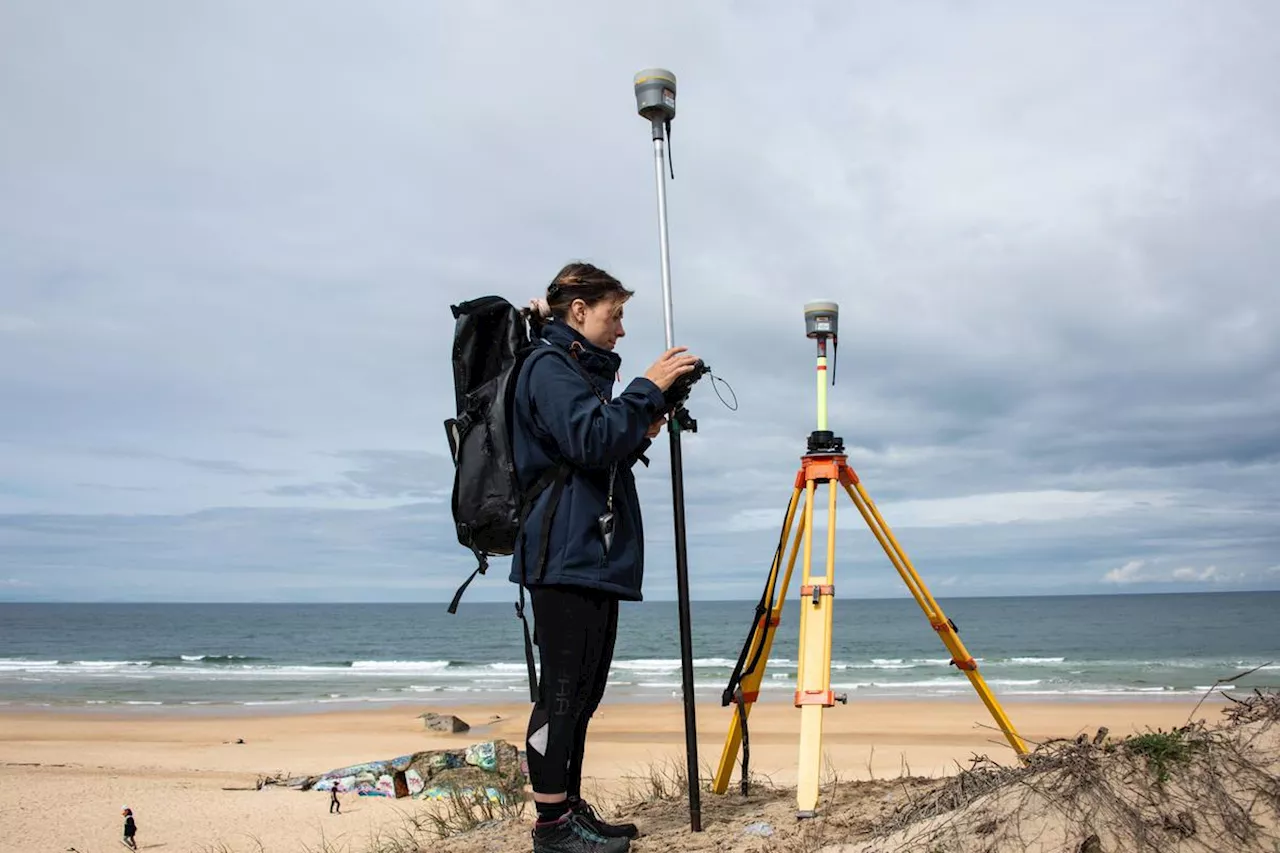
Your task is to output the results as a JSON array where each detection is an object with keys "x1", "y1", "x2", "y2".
[{"x1": 510, "y1": 261, "x2": 699, "y2": 853}]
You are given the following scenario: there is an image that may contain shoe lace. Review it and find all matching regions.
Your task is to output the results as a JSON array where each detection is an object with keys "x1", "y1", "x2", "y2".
[
  {"x1": 574, "y1": 799, "x2": 601, "y2": 821},
  {"x1": 566, "y1": 811, "x2": 611, "y2": 845},
  {"x1": 578, "y1": 799, "x2": 635, "y2": 831}
]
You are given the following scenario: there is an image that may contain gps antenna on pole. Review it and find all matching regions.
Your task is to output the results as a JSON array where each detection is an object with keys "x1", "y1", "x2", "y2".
[
  {"x1": 634, "y1": 67, "x2": 703, "y2": 834},
  {"x1": 634, "y1": 69, "x2": 679, "y2": 347}
]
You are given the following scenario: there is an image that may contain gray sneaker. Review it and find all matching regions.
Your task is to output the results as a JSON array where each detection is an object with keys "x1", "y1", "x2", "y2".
[{"x1": 531, "y1": 811, "x2": 631, "y2": 853}]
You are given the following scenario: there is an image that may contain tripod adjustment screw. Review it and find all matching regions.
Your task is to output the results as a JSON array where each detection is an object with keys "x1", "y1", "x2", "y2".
[{"x1": 835, "y1": 693, "x2": 848, "y2": 705}]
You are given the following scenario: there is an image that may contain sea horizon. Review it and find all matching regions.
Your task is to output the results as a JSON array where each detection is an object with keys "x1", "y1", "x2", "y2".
[
  {"x1": 2, "y1": 592, "x2": 1277, "y2": 713},
  {"x1": 5, "y1": 587, "x2": 1280, "y2": 604}
]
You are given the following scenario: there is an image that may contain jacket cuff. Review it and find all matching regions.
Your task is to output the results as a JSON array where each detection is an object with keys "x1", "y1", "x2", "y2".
[{"x1": 627, "y1": 377, "x2": 667, "y2": 413}]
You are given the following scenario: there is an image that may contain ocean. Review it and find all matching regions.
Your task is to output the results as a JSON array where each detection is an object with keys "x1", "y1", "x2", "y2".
[{"x1": 1, "y1": 593, "x2": 1277, "y2": 712}]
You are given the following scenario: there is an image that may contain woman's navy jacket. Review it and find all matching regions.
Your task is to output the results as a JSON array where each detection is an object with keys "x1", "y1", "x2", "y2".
[{"x1": 507, "y1": 320, "x2": 665, "y2": 601}]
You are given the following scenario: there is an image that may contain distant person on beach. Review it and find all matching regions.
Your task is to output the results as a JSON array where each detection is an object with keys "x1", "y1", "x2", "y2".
[
  {"x1": 329, "y1": 781, "x2": 341, "y2": 814},
  {"x1": 121, "y1": 806, "x2": 137, "y2": 849},
  {"x1": 512, "y1": 263, "x2": 699, "y2": 853}
]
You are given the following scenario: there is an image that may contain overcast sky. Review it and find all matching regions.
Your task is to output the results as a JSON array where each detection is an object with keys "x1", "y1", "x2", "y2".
[{"x1": 2, "y1": 1, "x2": 1278, "y2": 603}]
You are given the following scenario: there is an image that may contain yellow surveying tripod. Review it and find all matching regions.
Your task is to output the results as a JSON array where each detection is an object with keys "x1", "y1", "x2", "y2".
[{"x1": 712, "y1": 301, "x2": 1031, "y2": 818}]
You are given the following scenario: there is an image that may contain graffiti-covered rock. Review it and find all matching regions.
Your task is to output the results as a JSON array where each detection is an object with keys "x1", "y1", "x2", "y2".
[{"x1": 301, "y1": 739, "x2": 524, "y2": 801}]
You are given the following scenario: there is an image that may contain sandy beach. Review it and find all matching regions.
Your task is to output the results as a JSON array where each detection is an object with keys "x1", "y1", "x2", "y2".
[{"x1": 0, "y1": 695, "x2": 1231, "y2": 852}]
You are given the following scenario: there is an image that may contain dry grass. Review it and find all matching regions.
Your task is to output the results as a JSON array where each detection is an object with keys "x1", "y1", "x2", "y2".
[
  {"x1": 197, "y1": 840, "x2": 268, "y2": 853},
  {"x1": 863, "y1": 690, "x2": 1280, "y2": 853},
  {"x1": 427, "y1": 690, "x2": 1279, "y2": 853},
  {"x1": 417, "y1": 780, "x2": 529, "y2": 840}
]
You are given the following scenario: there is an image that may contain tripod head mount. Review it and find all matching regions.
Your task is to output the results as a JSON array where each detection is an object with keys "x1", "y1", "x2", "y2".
[
  {"x1": 807, "y1": 429, "x2": 845, "y2": 454},
  {"x1": 634, "y1": 68, "x2": 677, "y2": 140}
]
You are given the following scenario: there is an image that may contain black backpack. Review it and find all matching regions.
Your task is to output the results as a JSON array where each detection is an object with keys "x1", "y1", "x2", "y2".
[{"x1": 442, "y1": 296, "x2": 573, "y2": 697}]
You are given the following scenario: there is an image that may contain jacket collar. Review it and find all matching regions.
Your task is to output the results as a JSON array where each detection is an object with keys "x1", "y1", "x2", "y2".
[{"x1": 540, "y1": 319, "x2": 621, "y2": 381}]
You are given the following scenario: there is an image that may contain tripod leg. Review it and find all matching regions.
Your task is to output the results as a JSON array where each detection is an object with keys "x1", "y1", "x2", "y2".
[
  {"x1": 841, "y1": 477, "x2": 1030, "y2": 758},
  {"x1": 795, "y1": 474, "x2": 837, "y2": 817},
  {"x1": 712, "y1": 484, "x2": 806, "y2": 795}
]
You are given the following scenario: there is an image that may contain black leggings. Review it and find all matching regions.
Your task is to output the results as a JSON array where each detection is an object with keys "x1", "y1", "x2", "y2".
[{"x1": 525, "y1": 585, "x2": 619, "y2": 797}]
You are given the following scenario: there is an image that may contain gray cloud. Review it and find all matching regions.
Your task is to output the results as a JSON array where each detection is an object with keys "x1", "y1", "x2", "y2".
[
  {"x1": 81, "y1": 446, "x2": 293, "y2": 477},
  {"x1": 1, "y1": 0, "x2": 1278, "y2": 600},
  {"x1": 264, "y1": 450, "x2": 454, "y2": 501},
  {"x1": 75, "y1": 483, "x2": 159, "y2": 493}
]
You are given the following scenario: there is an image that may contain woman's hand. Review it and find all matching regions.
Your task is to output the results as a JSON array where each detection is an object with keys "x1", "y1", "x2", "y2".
[
  {"x1": 646, "y1": 415, "x2": 668, "y2": 438},
  {"x1": 644, "y1": 346, "x2": 701, "y2": 392}
]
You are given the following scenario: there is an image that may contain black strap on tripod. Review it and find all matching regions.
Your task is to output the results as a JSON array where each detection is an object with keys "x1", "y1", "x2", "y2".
[
  {"x1": 734, "y1": 685, "x2": 750, "y2": 795},
  {"x1": 723, "y1": 587, "x2": 771, "y2": 793},
  {"x1": 721, "y1": 488, "x2": 801, "y2": 793}
]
